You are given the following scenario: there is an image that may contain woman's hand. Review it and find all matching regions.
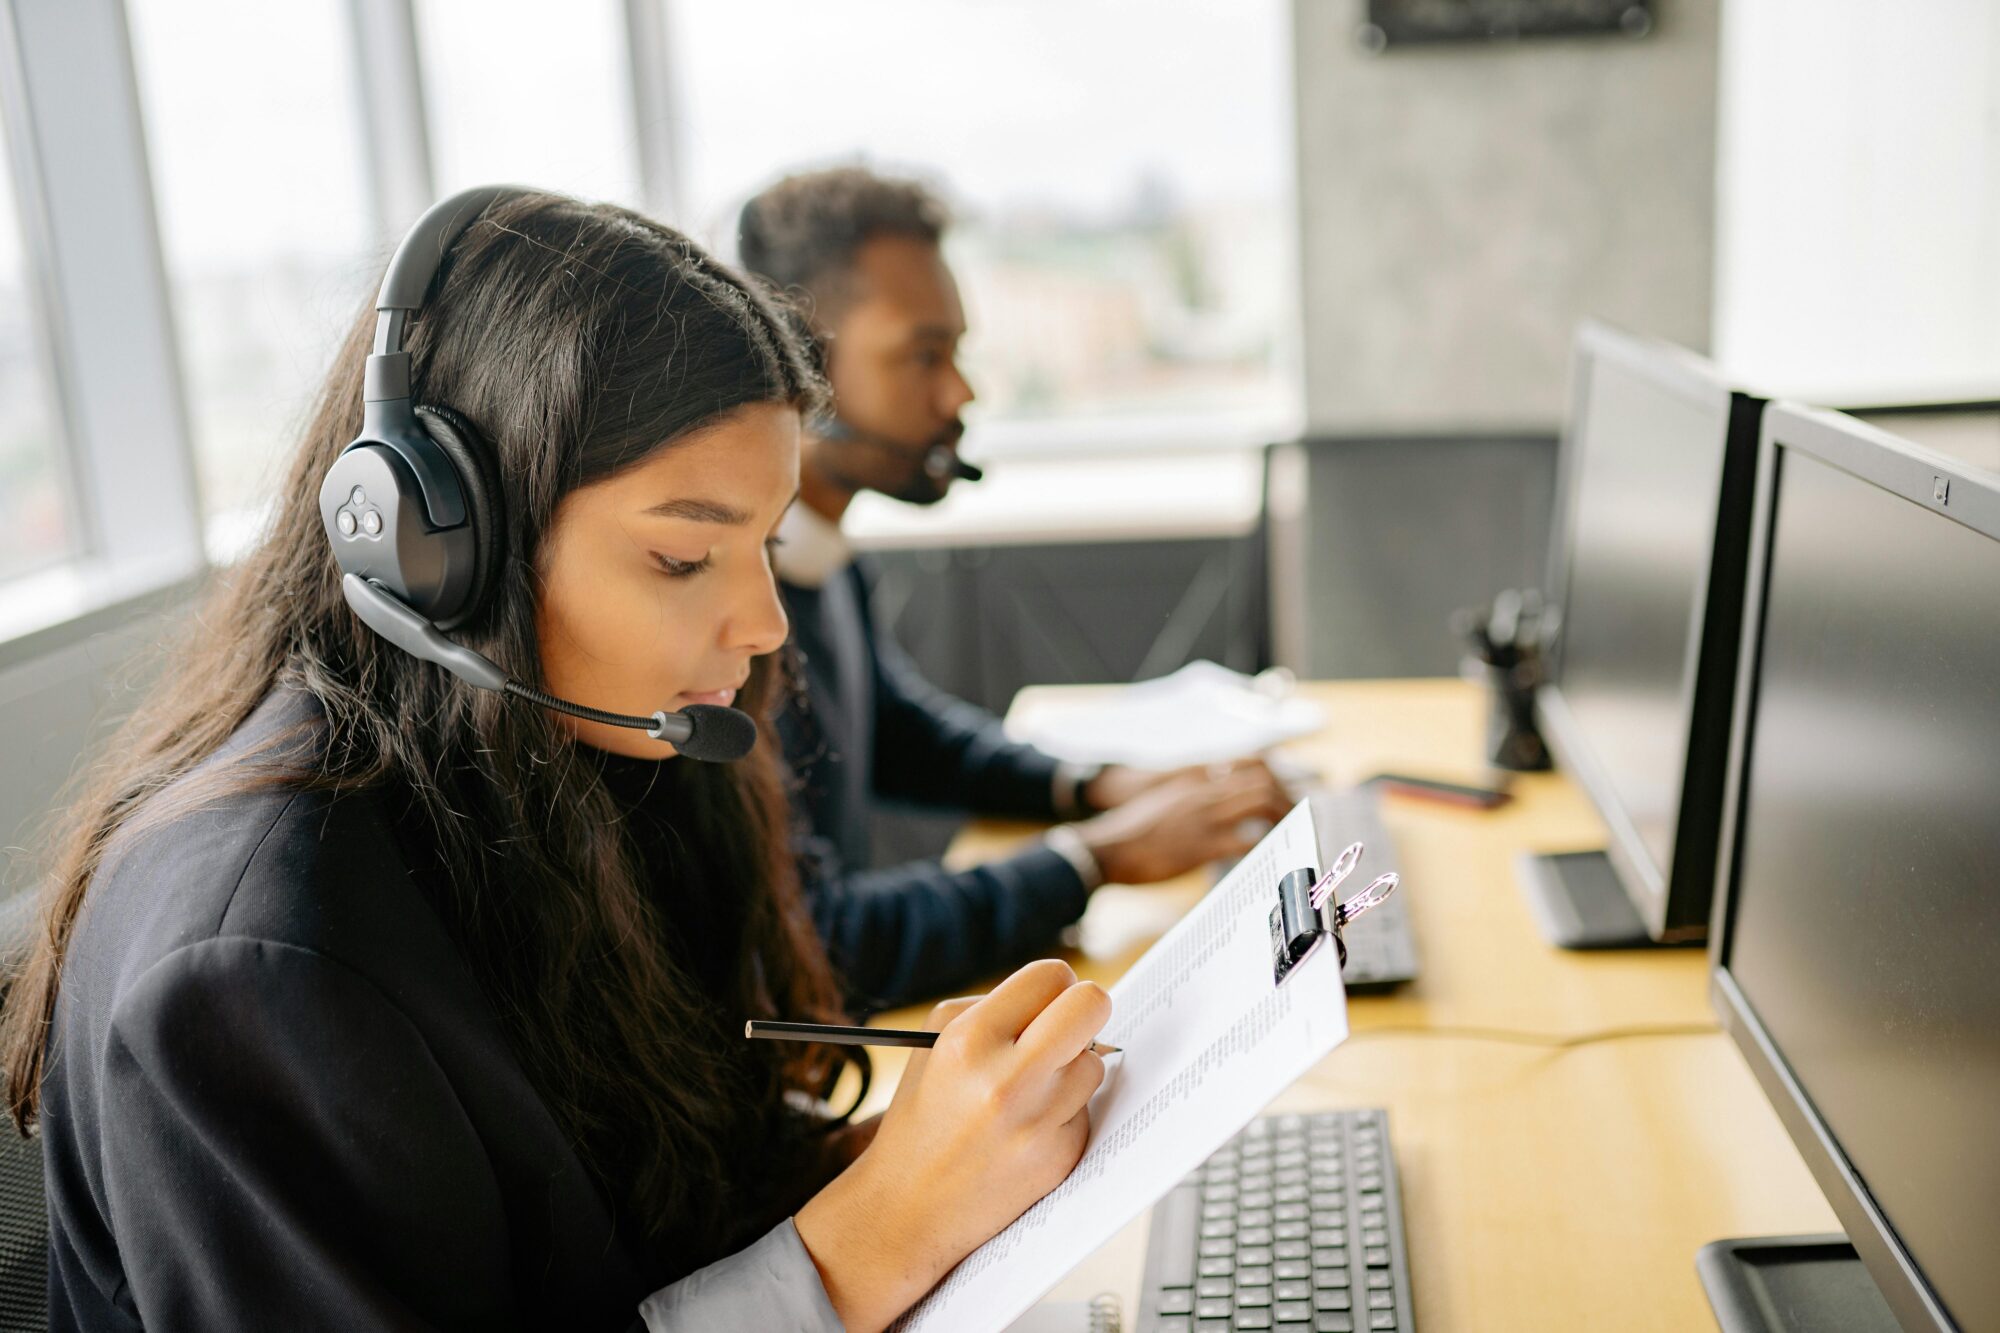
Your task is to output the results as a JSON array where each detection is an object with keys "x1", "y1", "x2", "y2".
[{"x1": 793, "y1": 959, "x2": 1112, "y2": 1333}]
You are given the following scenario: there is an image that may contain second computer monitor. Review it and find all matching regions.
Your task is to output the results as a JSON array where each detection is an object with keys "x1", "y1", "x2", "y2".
[
  {"x1": 1701, "y1": 404, "x2": 2000, "y2": 1332},
  {"x1": 1524, "y1": 323, "x2": 1762, "y2": 947}
]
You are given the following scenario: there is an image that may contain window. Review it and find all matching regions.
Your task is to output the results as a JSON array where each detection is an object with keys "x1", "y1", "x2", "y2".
[
  {"x1": 0, "y1": 104, "x2": 72, "y2": 584},
  {"x1": 126, "y1": 0, "x2": 378, "y2": 531},
  {"x1": 418, "y1": 0, "x2": 642, "y2": 206},
  {"x1": 668, "y1": 0, "x2": 1298, "y2": 439}
]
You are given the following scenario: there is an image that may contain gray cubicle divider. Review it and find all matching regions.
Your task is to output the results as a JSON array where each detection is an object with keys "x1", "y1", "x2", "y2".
[{"x1": 1269, "y1": 433, "x2": 1559, "y2": 680}]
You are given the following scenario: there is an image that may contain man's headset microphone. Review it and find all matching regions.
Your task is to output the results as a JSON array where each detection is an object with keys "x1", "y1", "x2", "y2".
[
  {"x1": 811, "y1": 412, "x2": 984, "y2": 504},
  {"x1": 319, "y1": 185, "x2": 755, "y2": 764}
]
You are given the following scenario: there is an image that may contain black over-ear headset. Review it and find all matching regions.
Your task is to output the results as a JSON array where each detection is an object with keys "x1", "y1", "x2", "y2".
[{"x1": 317, "y1": 185, "x2": 756, "y2": 763}]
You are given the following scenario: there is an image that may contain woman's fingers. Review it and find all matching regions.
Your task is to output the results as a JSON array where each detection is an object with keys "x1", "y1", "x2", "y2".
[
  {"x1": 924, "y1": 995, "x2": 980, "y2": 1032},
  {"x1": 1050, "y1": 1048, "x2": 1108, "y2": 1120},
  {"x1": 1016, "y1": 978, "x2": 1112, "y2": 1075},
  {"x1": 961, "y1": 958, "x2": 1079, "y2": 1049}
]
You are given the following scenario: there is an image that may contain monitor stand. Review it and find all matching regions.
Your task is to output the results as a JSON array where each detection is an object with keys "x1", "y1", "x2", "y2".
[
  {"x1": 1698, "y1": 1236, "x2": 1902, "y2": 1333},
  {"x1": 1514, "y1": 849, "x2": 1658, "y2": 948}
]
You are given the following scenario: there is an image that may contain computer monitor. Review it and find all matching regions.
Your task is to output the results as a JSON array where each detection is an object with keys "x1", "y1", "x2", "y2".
[
  {"x1": 1521, "y1": 322, "x2": 1764, "y2": 947},
  {"x1": 1702, "y1": 404, "x2": 2000, "y2": 1333}
]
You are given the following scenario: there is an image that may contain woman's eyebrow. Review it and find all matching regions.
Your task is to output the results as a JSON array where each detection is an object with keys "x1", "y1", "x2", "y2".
[{"x1": 642, "y1": 497, "x2": 750, "y2": 524}]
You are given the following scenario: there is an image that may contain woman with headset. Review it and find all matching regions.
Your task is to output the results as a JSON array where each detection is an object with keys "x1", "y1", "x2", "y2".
[{"x1": 0, "y1": 190, "x2": 1109, "y2": 1331}]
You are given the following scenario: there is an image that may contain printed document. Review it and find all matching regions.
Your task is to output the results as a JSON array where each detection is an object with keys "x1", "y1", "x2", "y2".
[
  {"x1": 893, "y1": 799, "x2": 1348, "y2": 1332},
  {"x1": 1006, "y1": 661, "x2": 1326, "y2": 769}
]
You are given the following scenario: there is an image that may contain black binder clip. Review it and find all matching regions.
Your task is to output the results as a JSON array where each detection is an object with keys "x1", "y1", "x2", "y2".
[{"x1": 1271, "y1": 841, "x2": 1401, "y2": 986}]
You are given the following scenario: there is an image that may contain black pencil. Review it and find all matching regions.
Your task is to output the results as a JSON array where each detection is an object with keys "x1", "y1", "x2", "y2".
[{"x1": 745, "y1": 1019, "x2": 1121, "y2": 1057}]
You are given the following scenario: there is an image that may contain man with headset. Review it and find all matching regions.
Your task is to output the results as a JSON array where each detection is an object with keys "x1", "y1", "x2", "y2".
[{"x1": 737, "y1": 166, "x2": 1291, "y2": 1010}]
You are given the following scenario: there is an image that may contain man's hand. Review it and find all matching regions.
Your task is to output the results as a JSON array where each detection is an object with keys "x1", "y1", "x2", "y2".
[
  {"x1": 1082, "y1": 757, "x2": 1290, "y2": 814},
  {"x1": 1071, "y1": 764, "x2": 1295, "y2": 885}
]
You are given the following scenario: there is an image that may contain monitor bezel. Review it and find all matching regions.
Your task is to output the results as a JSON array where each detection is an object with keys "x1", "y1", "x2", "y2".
[
  {"x1": 1708, "y1": 401, "x2": 2000, "y2": 1333},
  {"x1": 1538, "y1": 320, "x2": 1753, "y2": 940}
]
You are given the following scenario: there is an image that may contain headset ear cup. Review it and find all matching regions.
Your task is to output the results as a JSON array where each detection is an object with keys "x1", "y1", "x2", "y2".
[{"x1": 414, "y1": 404, "x2": 504, "y2": 631}]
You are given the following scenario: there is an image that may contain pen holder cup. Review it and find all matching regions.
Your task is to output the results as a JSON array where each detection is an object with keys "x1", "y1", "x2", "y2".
[{"x1": 1483, "y1": 657, "x2": 1550, "y2": 772}]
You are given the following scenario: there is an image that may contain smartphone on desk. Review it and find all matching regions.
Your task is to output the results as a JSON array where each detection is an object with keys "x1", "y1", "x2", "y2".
[{"x1": 1367, "y1": 771, "x2": 1512, "y2": 810}]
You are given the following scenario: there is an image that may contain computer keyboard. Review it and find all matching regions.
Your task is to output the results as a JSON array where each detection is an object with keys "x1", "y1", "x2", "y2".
[{"x1": 1136, "y1": 1109, "x2": 1415, "y2": 1332}]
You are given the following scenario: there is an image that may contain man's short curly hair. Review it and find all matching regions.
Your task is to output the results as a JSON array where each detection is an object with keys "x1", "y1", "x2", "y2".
[{"x1": 737, "y1": 166, "x2": 951, "y2": 330}]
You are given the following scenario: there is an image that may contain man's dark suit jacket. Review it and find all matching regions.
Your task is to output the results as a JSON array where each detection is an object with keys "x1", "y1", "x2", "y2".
[{"x1": 779, "y1": 562, "x2": 1091, "y2": 1010}]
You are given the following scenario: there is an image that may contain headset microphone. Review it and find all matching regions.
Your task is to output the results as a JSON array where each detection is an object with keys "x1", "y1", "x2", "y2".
[
  {"x1": 319, "y1": 186, "x2": 758, "y2": 763},
  {"x1": 817, "y1": 416, "x2": 983, "y2": 483},
  {"x1": 342, "y1": 575, "x2": 756, "y2": 763}
]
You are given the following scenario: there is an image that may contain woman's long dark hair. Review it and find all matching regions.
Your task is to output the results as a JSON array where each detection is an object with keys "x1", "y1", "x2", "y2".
[{"x1": 0, "y1": 191, "x2": 848, "y2": 1274}]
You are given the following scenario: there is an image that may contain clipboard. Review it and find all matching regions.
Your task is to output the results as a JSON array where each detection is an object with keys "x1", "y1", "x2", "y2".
[{"x1": 894, "y1": 800, "x2": 1397, "y2": 1333}]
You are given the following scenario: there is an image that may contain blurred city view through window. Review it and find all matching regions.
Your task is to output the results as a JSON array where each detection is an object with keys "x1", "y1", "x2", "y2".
[
  {"x1": 671, "y1": 0, "x2": 1299, "y2": 446},
  {"x1": 0, "y1": 102, "x2": 71, "y2": 584},
  {"x1": 126, "y1": 0, "x2": 378, "y2": 532}
]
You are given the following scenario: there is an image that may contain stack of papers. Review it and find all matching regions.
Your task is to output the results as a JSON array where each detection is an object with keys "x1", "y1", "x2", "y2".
[{"x1": 1007, "y1": 661, "x2": 1326, "y2": 769}]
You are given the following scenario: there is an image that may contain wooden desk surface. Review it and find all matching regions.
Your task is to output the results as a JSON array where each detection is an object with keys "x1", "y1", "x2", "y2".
[{"x1": 868, "y1": 679, "x2": 1837, "y2": 1331}]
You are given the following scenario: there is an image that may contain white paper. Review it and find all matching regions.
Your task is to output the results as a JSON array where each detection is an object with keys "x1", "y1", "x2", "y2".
[
  {"x1": 1006, "y1": 661, "x2": 1327, "y2": 768},
  {"x1": 892, "y1": 799, "x2": 1348, "y2": 1333}
]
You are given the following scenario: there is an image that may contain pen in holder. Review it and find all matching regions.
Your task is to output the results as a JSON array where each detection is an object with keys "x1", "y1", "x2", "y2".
[
  {"x1": 1271, "y1": 841, "x2": 1401, "y2": 986},
  {"x1": 1455, "y1": 588, "x2": 1556, "y2": 772}
]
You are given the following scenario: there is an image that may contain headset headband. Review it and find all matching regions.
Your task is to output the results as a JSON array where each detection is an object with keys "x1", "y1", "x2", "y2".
[
  {"x1": 364, "y1": 185, "x2": 516, "y2": 404},
  {"x1": 353, "y1": 186, "x2": 518, "y2": 528}
]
